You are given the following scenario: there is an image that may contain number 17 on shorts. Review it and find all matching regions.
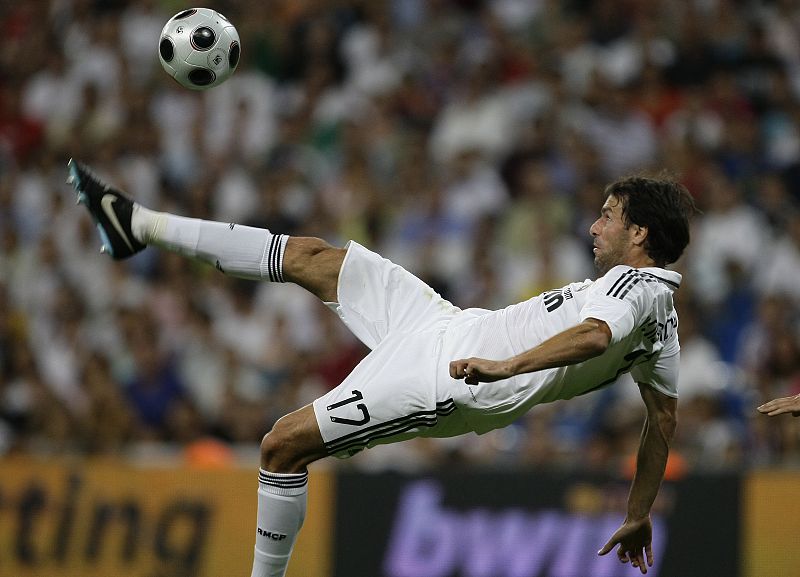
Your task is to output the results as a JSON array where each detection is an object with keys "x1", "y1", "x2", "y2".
[{"x1": 327, "y1": 390, "x2": 371, "y2": 426}]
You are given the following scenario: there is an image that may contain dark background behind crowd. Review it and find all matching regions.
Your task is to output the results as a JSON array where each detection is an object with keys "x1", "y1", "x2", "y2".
[{"x1": 2, "y1": 0, "x2": 800, "y2": 475}]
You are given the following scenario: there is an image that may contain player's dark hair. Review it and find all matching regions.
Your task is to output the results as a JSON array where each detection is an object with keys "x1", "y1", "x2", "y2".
[{"x1": 604, "y1": 175, "x2": 698, "y2": 266}]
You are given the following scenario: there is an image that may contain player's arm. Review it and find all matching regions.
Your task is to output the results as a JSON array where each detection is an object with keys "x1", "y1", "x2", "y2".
[
  {"x1": 598, "y1": 383, "x2": 677, "y2": 574},
  {"x1": 758, "y1": 393, "x2": 800, "y2": 417},
  {"x1": 449, "y1": 318, "x2": 611, "y2": 384}
]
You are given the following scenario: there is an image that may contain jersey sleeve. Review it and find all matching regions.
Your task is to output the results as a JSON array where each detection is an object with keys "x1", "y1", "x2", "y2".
[
  {"x1": 631, "y1": 340, "x2": 680, "y2": 398},
  {"x1": 579, "y1": 266, "x2": 647, "y2": 344}
]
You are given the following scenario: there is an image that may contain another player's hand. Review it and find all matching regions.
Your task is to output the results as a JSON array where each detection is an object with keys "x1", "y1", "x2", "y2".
[
  {"x1": 598, "y1": 516, "x2": 653, "y2": 574},
  {"x1": 449, "y1": 358, "x2": 513, "y2": 385},
  {"x1": 757, "y1": 393, "x2": 800, "y2": 417}
]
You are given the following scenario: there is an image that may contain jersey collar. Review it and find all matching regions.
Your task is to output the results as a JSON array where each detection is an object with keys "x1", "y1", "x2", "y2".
[{"x1": 638, "y1": 267, "x2": 682, "y2": 290}]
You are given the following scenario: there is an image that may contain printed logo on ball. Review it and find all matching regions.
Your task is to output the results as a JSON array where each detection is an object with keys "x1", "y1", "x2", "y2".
[{"x1": 208, "y1": 49, "x2": 226, "y2": 69}]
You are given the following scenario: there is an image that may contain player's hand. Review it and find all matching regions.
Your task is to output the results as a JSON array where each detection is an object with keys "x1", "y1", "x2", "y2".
[
  {"x1": 449, "y1": 358, "x2": 513, "y2": 385},
  {"x1": 598, "y1": 516, "x2": 653, "y2": 574},
  {"x1": 757, "y1": 393, "x2": 800, "y2": 417}
]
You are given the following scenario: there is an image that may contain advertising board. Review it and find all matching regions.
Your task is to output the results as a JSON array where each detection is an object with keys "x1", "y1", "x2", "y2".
[
  {"x1": 333, "y1": 470, "x2": 740, "y2": 577},
  {"x1": 0, "y1": 458, "x2": 332, "y2": 577}
]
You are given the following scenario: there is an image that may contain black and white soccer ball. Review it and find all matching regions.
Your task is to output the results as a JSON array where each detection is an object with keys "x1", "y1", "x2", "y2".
[{"x1": 158, "y1": 8, "x2": 240, "y2": 90}]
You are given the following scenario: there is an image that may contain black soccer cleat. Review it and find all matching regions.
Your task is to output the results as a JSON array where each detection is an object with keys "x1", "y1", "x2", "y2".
[{"x1": 66, "y1": 159, "x2": 145, "y2": 260}]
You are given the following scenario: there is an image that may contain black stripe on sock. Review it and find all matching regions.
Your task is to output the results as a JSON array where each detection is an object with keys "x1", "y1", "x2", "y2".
[
  {"x1": 267, "y1": 235, "x2": 279, "y2": 282},
  {"x1": 266, "y1": 234, "x2": 286, "y2": 283},
  {"x1": 258, "y1": 471, "x2": 308, "y2": 489},
  {"x1": 276, "y1": 235, "x2": 285, "y2": 283}
]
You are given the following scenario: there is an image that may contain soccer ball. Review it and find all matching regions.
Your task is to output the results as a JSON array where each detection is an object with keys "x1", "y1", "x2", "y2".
[{"x1": 158, "y1": 7, "x2": 240, "y2": 90}]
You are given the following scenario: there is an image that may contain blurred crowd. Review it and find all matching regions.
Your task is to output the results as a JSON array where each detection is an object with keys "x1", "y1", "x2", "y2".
[{"x1": 2, "y1": 0, "x2": 800, "y2": 474}]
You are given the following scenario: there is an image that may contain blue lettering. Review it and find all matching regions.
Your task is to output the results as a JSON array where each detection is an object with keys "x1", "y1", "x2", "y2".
[
  {"x1": 383, "y1": 481, "x2": 667, "y2": 577},
  {"x1": 504, "y1": 511, "x2": 563, "y2": 577},
  {"x1": 383, "y1": 482, "x2": 457, "y2": 577}
]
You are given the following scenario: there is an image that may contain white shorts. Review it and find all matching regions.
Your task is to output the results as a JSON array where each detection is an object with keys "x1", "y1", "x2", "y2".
[{"x1": 312, "y1": 242, "x2": 473, "y2": 458}]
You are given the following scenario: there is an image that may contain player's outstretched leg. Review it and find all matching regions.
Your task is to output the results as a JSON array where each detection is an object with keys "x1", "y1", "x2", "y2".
[
  {"x1": 68, "y1": 161, "x2": 341, "y2": 576},
  {"x1": 67, "y1": 159, "x2": 345, "y2": 303},
  {"x1": 251, "y1": 404, "x2": 328, "y2": 577}
]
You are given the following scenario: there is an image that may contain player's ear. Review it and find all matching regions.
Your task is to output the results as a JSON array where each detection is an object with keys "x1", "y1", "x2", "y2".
[{"x1": 631, "y1": 224, "x2": 648, "y2": 247}]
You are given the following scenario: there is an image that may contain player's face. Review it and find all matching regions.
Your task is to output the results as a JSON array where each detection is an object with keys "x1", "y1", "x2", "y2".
[{"x1": 589, "y1": 195, "x2": 634, "y2": 274}]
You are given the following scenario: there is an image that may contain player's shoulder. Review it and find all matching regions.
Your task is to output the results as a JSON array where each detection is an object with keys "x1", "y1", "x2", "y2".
[
  {"x1": 598, "y1": 265, "x2": 682, "y2": 287},
  {"x1": 637, "y1": 267, "x2": 682, "y2": 292},
  {"x1": 594, "y1": 265, "x2": 637, "y2": 292},
  {"x1": 601, "y1": 264, "x2": 635, "y2": 280},
  {"x1": 596, "y1": 265, "x2": 681, "y2": 301}
]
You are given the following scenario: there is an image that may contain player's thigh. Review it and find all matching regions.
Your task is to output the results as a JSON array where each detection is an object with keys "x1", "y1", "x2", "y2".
[
  {"x1": 312, "y1": 333, "x2": 471, "y2": 459},
  {"x1": 329, "y1": 241, "x2": 460, "y2": 350}
]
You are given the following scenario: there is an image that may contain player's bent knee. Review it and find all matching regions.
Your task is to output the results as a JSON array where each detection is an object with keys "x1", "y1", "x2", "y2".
[
  {"x1": 260, "y1": 407, "x2": 327, "y2": 473},
  {"x1": 260, "y1": 425, "x2": 301, "y2": 473}
]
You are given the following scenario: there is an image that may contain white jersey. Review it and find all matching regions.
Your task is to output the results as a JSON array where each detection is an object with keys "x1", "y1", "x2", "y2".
[
  {"x1": 315, "y1": 243, "x2": 682, "y2": 456},
  {"x1": 439, "y1": 265, "x2": 681, "y2": 433}
]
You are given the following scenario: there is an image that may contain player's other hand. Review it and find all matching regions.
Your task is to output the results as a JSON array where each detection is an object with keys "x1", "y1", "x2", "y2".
[
  {"x1": 598, "y1": 516, "x2": 653, "y2": 575},
  {"x1": 758, "y1": 393, "x2": 800, "y2": 417},
  {"x1": 449, "y1": 358, "x2": 512, "y2": 385}
]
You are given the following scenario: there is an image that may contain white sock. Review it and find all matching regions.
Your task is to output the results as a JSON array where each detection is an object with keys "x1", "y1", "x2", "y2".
[
  {"x1": 250, "y1": 469, "x2": 308, "y2": 577},
  {"x1": 132, "y1": 206, "x2": 288, "y2": 281}
]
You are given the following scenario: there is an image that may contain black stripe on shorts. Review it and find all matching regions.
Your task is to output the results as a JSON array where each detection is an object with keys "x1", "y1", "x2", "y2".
[{"x1": 325, "y1": 399, "x2": 457, "y2": 455}]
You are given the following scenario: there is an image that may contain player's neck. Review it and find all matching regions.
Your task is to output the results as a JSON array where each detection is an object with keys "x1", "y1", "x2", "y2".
[{"x1": 622, "y1": 254, "x2": 658, "y2": 270}]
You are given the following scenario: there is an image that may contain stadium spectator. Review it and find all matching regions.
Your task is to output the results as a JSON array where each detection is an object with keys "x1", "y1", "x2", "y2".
[{"x1": 0, "y1": 0, "x2": 799, "y2": 474}]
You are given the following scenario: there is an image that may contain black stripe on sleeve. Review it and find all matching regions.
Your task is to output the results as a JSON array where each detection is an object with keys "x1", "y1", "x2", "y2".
[{"x1": 606, "y1": 269, "x2": 634, "y2": 297}]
